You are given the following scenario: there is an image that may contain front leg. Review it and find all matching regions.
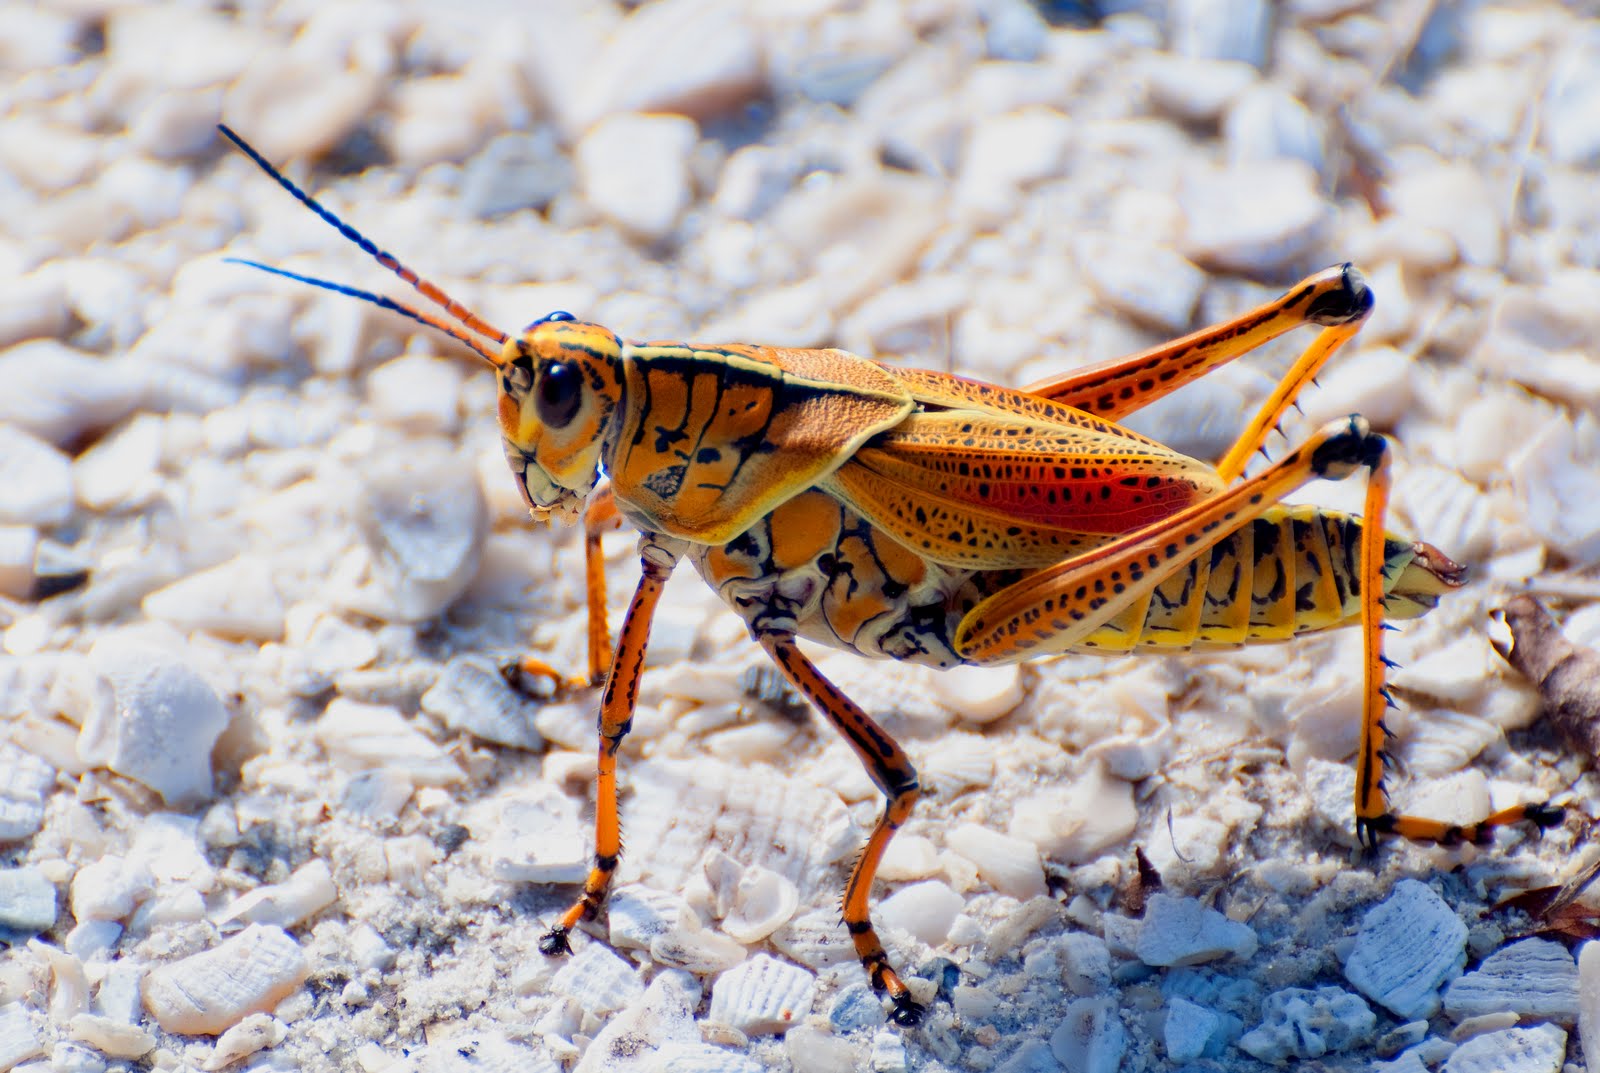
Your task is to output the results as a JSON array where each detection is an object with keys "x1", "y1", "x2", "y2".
[
  {"x1": 539, "y1": 536, "x2": 678, "y2": 956},
  {"x1": 514, "y1": 484, "x2": 624, "y2": 692}
]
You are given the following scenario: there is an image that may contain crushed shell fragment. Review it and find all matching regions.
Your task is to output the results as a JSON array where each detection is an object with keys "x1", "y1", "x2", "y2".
[
  {"x1": 1135, "y1": 893, "x2": 1259, "y2": 967},
  {"x1": 1345, "y1": 880, "x2": 1467, "y2": 1020},
  {"x1": 1440, "y1": 1022, "x2": 1566, "y2": 1073},
  {"x1": 141, "y1": 924, "x2": 310, "y2": 1035},
  {"x1": 707, "y1": 954, "x2": 816, "y2": 1035},
  {"x1": 1443, "y1": 937, "x2": 1579, "y2": 1025}
]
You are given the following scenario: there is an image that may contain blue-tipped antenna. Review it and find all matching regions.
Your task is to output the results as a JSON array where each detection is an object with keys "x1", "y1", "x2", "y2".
[{"x1": 217, "y1": 124, "x2": 505, "y2": 364}]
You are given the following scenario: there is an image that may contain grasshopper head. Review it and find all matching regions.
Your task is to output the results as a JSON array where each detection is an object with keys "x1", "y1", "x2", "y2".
[
  {"x1": 214, "y1": 129, "x2": 625, "y2": 526},
  {"x1": 497, "y1": 312, "x2": 624, "y2": 523}
]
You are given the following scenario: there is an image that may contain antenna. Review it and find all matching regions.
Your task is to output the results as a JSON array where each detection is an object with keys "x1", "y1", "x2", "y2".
[{"x1": 217, "y1": 124, "x2": 508, "y2": 364}]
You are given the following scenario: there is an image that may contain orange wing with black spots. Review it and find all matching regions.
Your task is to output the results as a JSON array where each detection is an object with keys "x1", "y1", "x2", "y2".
[
  {"x1": 822, "y1": 408, "x2": 1225, "y2": 569},
  {"x1": 607, "y1": 343, "x2": 914, "y2": 544}
]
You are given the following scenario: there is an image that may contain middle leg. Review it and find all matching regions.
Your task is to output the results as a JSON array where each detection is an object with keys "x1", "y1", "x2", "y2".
[{"x1": 756, "y1": 631, "x2": 926, "y2": 1027}]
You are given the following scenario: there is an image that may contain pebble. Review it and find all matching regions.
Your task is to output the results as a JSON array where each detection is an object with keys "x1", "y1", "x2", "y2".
[
  {"x1": 550, "y1": 944, "x2": 645, "y2": 1017},
  {"x1": 1383, "y1": 161, "x2": 1503, "y2": 268},
  {"x1": 869, "y1": 1029, "x2": 908, "y2": 1072},
  {"x1": 1376, "y1": 1020, "x2": 1432, "y2": 1058},
  {"x1": 66, "y1": 918, "x2": 124, "y2": 959},
  {"x1": 78, "y1": 634, "x2": 231, "y2": 804},
  {"x1": 353, "y1": 446, "x2": 488, "y2": 622},
  {"x1": 706, "y1": 954, "x2": 816, "y2": 1035},
  {"x1": 1050, "y1": 996, "x2": 1126, "y2": 1073},
  {"x1": 202, "y1": 1013, "x2": 286, "y2": 1069},
  {"x1": 1440, "y1": 1023, "x2": 1566, "y2": 1073},
  {"x1": 650, "y1": 917, "x2": 748, "y2": 977},
  {"x1": 828, "y1": 984, "x2": 886, "y2": 1035},
  {"x1": 1298, "y1": 343, "x2": 1416, "y2": 432},
  {"x1": 0, "y1": 526, "x2": 38, "y2": 601},
  {"x1": 0, "y1": 343, "x2": 147, "y2": 449},
  {"x1": 1135, "y1": 894, "x2": 1260, "y2": 967},
  {"x1": 1509, "y1": 414, "x2": 1600, "y2": 568},
  {"x1": 0, "y1": 271, "x2": 71, "y2": 349},
  {"x1": 420, "y1": 654, "x2": 543, "y2": 751},
  {"x1": 215, "y1": 860, "x2": 338, "y2": 930},
  {"x1": 957, "y1": 107, "x2": 1075, "y2": 219},
  {"x1": 49, "y1": 1041, "x2": 108, "y2": 1073},
  {"x1": 65, "y1": 1014, "x2": 154, "y2": 1059},
  {"x1": 142, "y1": 555, "x2": 287, "y2": 642},
  {"x1": 1443, "y1": 938, "x2": 1579, "y2": 1025},
  {"x1": 73, "y1": 412, "x2": 165, "y2": 513},
  {"x1": 574, "y1": 0, "x2": 764, "y2": 127},
  {"x1": 1076, "y1": 233, "x2": 1207, "y2": 335},
  {"x1": 337, "y1": 768, "x2": 413, "y2": 823},
  {"x1": 1010, "y1": 764, "x2": 1138, "y2": 864},
  {"x1": 1580, "y1": 941, "x2": 1600, "y2": 1065},
  {"x1": 142, "y1": 924, "x2": 310, "y2": 1035},
  {"x1": 313, "y1": 698, "x2": 463, "y2": 786},
  {"x1": 98, "y1": 959, "x2": 146, "y2": 1023},
  {"x1": 1237, "y1": 986, "x2": 1377, "y2": 1063},
  {"x1": 1543, "y1": 47, "x2": 1600, "y2": 165},
  {"x1": 576, "y1": 114, "x2": 698, "y2": 243},
  {"x1": 784, "y1": 1024, "x2": 858, "y2": 1073},
  {"x1": 1474, "y1": 275, "x2": 1600, "y2": 412},
  {"x1": 1170, "y1": 0, "x2": 1271, "y2": 67},
  {"x1": 475, "y1": 785, "x2": 587, "y2": 884},
  {"x1": 1144, "y1": 56, "x2": 1259, "y2": 123},
  {"x1": 459, "y1": 129, "x2": 573, "y2": 219},
  {"x1": 983, "y1": 0, "x2": 1050, "y2": 61},
  {"x1": 366, "y1": 354, "x2": 462, "y2": 435},
  {"x1": 0, "y1": 866, "x2": 57, "y2": 939},
  {"x1": 1224, "y1": 84, "x2": 1325, "y2": 174},
  {"x1": 877, "y1": 834, "x2": 940, "y2": 882},
  {"x1": 998, "y1": 1040, "x2": 1064, "y2": 1073},
  {"x1": 0, "y1": 744, "x2": 53, "y2": 841},
  {"x1": 1345, "y1": 880, "x2": 1468, "y2": 1020},
  {"x1": 1180, "y1": 160, "x2": 1328, "y2": 274},
  {"x1": 280, "y1": 609, "x2": 381, "y2": 696},
  {"x1": 607, "y1": 885, "x2": 693, "y2": 952},
  {"x1": 877, "y1": 880, "x2": 965, "y2": 947},
  {"x1": 936, "y1": 664, "x2": 1024, "y2": 724},
  {"x1": 0, "y1": 424, "x2": 73, "y2": 526},
  {"x1": 1061, "y1": 933, "x2": 1112, "y2": 997},
  {"x1": 945, "y1": 824, "x2": 1047, "y2": 901},
  {"x1": 569, "y1": 969, "x2": 699, "y2": 1073},
  {"x1": 1165, "y1": 996, "x2": 1225, "y2": 1062}
]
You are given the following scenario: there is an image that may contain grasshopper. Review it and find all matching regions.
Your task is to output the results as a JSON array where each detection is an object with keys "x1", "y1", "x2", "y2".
[{"x1": 218, "y1": 126, "x2": 1562, "y2": 1026}]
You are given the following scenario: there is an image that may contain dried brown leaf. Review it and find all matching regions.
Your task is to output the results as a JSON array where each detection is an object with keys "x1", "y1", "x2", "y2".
[{"x1": 1494, "y1": 595, "x2": 1600, "y2": 762}]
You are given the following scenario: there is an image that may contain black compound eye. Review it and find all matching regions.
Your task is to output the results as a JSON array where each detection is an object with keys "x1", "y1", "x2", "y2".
[{"x1": 536, "y1": 361, "x2": 583, "y2": 428}]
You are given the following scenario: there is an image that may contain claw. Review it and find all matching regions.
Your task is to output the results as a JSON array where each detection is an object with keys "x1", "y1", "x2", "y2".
[
  {"x1": 538, "y1": 927, "x2": 574, "y2": 957},
  {"x1": 1526, "y1": 803, "x2": 1567, "y2": 829},
  {"x1": 889, "y1": 995, "x2": 927, "y2": 1027}
]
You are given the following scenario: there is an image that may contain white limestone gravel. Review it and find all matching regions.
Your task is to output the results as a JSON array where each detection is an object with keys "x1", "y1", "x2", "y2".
[{"x1": 3, "y1": 1, "x2": 1599, "y2": 1071}]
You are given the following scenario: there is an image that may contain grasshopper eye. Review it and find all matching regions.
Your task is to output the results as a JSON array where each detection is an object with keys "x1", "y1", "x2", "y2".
[{"x1": 536, "y1": 361, "x2": 582, "y2": 427}]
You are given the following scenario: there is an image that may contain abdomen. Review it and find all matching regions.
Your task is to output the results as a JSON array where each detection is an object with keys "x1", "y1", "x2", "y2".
[{"x1": 1064, "y1": 504, "x2": 1463, "y2": 653}]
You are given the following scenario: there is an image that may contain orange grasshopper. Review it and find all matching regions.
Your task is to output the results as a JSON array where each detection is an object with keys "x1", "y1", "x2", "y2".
[{"x1": 219, "y1": 126, "x2": 1562, "y2": 1026}]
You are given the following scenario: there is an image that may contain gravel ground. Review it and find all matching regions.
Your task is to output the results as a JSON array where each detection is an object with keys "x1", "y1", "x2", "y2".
[{"x1": 3, "y1": 1, "x2": 1600, "y2": 1071}]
